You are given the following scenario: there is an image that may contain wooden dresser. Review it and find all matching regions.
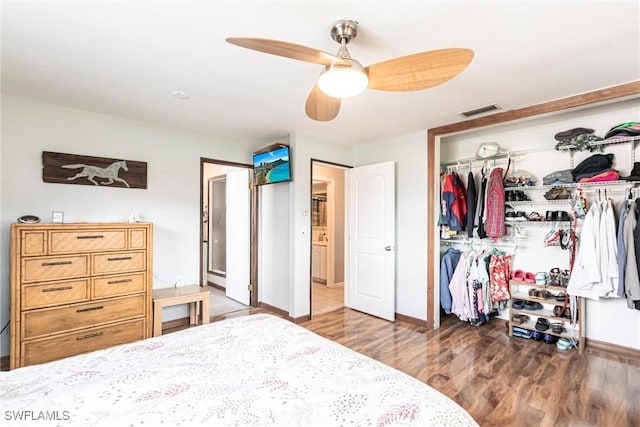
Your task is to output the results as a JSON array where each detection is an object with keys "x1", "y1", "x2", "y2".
[{"x1": 10, "y1": 222, "x2": 153, "y2": 369}]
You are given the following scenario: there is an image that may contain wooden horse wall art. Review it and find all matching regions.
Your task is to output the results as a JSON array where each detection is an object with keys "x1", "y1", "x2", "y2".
[{"x1": 42, "y1": 152, "x2": 147, "y2": 189}]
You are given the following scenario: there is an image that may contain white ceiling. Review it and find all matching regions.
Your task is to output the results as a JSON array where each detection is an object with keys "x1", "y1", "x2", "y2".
[{"x1": 2, "y1": 1, "x2": 639, "y2": 145}]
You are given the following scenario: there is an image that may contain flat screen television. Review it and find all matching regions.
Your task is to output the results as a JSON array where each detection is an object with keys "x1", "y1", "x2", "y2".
[{"x1": 253, "y1": 144, "x2": 292, "y2": 186}]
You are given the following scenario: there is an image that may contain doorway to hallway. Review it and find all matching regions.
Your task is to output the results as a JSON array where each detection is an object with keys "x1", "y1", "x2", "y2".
[
  {"x1": 311, "y1": 161, "x2": 346, "y2": 316},
  {"x1": 200, "y1": 158, "x2": 257, "y2": 313}
]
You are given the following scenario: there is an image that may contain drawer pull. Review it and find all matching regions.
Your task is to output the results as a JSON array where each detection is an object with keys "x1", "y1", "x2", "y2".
[
  {"x1": 107, "y1": 279, "x2": 132, "y2": 284},
  {"x1": 41, "y1": 261, "x2": 72, "y2": 267},
  {"x1": 77, "y1": 235, "x2": 104, "y2": 239},
  {"x1": 76, "y1": 331, "x2": 104, "y2": 340},
  {"x1": 76, "y1": 305, "x2": 104, "y2": 313},
  {"x1": 107, "y1": 256, "x2": 132, "y2": 261},
  {"x1": 42, "y1": 286, "x2": 73, "y2": 293}
]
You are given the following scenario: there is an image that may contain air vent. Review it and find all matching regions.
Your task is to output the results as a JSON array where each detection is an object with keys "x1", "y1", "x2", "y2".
[{"x1": 459, "y1": 104, "x2": 501, "y2": 118}]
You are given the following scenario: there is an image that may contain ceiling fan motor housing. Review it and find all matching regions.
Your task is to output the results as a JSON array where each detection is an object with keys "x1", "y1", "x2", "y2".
[{"x1": 330, "y1": 20, "x2": 359, "y2": 45}]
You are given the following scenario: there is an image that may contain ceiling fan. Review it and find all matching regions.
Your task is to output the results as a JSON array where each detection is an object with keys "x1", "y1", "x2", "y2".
[{"x1": 226, "y1": 20, "x2": 474, "y2": 122}]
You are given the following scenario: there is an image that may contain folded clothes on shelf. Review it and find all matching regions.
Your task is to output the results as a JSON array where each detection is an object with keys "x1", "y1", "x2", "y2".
[{"x1": 543, "y1": 169, "x2": 574, "y2": 185}]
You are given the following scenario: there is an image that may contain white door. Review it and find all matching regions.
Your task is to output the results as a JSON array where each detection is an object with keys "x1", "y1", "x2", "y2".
[
  {"x1": 347, "y1": 161, "x2": 395, "y2": 321},
  {"x1": 225, "y1": 169, "x2": 251, "y2": 305}
]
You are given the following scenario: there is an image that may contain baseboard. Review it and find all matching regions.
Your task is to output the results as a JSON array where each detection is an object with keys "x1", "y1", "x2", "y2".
[
  {"x1": 395, "y1": 312, "x2": 428, "y2": 328},
  {"x1": 291, "y1": 314, "x2": 311, "y2": 323},
  {"x1": 206, "y1": 282, "x2": 225, "y2": 291},
  {"x1": 255, "y1": 302, "x2": 310, "y2": 323},
  {"x1": 327, "y1": 281, "x2": 344, "y2": 289},
  {"x1": 162, "y1": 317, "x2": 191, "y2": 331},
  {"x1": 258, "y1": 302, "x2": 289, "y2": 318},
  {"x1": 586, "y1": 338, "x2": 640, "y2": 359},
  {"x1": 1, "y1": 355, "x2": 8, "y2": 371}
]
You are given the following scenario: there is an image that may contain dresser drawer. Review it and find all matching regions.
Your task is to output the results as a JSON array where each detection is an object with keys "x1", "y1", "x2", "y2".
[
  {"x1": 21, "y1": 318, "x2": 145, "y2": 366},
  {"x1": 93, "y1": 272, "x2": 146, "y2": 298},
  {"x1": 22, "y1": 294, "x2": 145, "y2": 339},
  {"x1": 22, "y1": 279, "x2": 90, "y2": 310},
  {"x1": 129, "y1": 228, "x2": 147, "y2": 249},
  {"x1": 22, "y1": 255, "x2": 89, "y2": 283},
  {"x1": 93, "y1": 251, "x2": 145, "y2": 275},
  {"x1": 49, "y1": 229, "x2": 127, "y2": 254},
  {"x1": 21, "y1": 230, "x2": 47, "y2": 256}
]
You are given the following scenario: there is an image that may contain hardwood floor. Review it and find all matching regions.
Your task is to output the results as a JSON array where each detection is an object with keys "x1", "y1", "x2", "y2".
[
  {"x1": 299, "y1": 308, "x2": 639, "y2": 427},
  {"x1": 165, "y1": 306, "x2": 639, "y2": 426},
  {"x1": 5, "y1": 305, "x2": 638, "y2": 426}
]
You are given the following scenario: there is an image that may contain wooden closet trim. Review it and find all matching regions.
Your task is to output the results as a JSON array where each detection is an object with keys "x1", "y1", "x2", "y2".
[{"x1": 426, "y1": 80, "x2": 640, "y2": 329}]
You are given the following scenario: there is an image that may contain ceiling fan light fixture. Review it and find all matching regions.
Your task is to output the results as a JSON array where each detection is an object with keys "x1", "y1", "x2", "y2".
[{"x1": 317, "y1": 61, "x2": 368, "y2": 99}]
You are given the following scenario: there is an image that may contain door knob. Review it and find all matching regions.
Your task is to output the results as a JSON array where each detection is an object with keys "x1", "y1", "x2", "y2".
[{"x1": 385, "y1": 246, "x2": 392, "y2": 251}]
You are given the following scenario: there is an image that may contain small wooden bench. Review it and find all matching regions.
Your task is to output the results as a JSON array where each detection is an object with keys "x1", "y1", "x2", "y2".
[{"x1": 152, "y1": 285, "x2": 210, "y2": 337}]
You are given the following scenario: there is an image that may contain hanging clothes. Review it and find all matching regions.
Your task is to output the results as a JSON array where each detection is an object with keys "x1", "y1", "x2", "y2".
[
  {"x1": 485, "y1": 168, "x2": 506, "y2": 238},
  {"x1": 444, "y1": 245, "x2": 504, "y2": 325},
  {"x1": 616, "y1": 199, "x2": 629, "y2": 298},
  {"x1": 466, "y1": 171, "x2": 477, "y2": 238},
  {"x1": 441, "y1": 172, "x2": 467, "y2": 232},
  {"x1": 475, "y1": 167, "x2": 488, "y2": 239},
  {"x1": 489, "y1": 252, "x2": 511, "y2": 304},
  {"x1": 439, "y1": 247, "x2": 462, "y2": 314},
  {"x1": 627, "y1": 200, "x2": 640, "y2": 309},
  {"x1": 567, "y1": 200, "x2": 619, "y2": 299},
  {"x1": 448, "y1": 250, "x2": 474, "y2": 321}
]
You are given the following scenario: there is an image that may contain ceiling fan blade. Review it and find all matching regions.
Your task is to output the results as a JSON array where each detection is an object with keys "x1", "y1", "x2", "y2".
[
  {"x1": 366, "y1": 48, "x2": 474, "y2": 91},
  {"x1": 226, "y1": 37, "x2": 350, "y2": 66},
  {"x1": 305, "y1": 84, "x2": 341, "y2": 121}
]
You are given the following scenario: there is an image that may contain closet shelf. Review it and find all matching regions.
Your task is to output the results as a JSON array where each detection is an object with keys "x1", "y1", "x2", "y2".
[
  {"x1": 505, "y1": 180, "x2": 638, "y2": 191},
  {"x1": 440, "y1": 236, "x2": 520, "y2": 245},
  {"x1": 506, "y1": 220, "x2": 572, "y2": 226},
  {"x1": 554, "y1": 135, "x2": 640, "y2": 151},
  {"x1": 506, "y1": 199, "x2": 571, "y2": 205}
]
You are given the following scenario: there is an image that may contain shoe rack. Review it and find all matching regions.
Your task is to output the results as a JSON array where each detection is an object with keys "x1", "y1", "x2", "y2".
[{"x1": 508, "y1": 279, "x2": 585, "y2": 353}]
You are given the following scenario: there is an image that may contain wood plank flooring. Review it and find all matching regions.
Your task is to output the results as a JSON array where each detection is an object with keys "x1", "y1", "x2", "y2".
[
  {"x1": 174, "y1": 306, "x2": 638, "y2": 426},
  {"x1": 8, "y1": 304, "x2": 637, "y2": 426},
  {"x1": 298, "y1": 308, "x2": 640, "y2": 427}
]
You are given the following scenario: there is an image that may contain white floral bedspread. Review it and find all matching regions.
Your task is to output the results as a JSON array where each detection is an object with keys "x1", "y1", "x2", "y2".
[{"x1": 1, "y1": 314, "x2": 477, "y2": 426}]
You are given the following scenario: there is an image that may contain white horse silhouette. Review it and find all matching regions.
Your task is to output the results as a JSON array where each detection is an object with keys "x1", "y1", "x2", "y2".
[{"x1": 63, "y1": 160, "x2": 130, "y2": 187}]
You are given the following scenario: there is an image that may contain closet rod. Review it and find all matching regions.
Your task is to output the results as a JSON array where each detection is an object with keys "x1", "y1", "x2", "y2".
[
  {"x1": 441, "y1": 238, "x2": 518, "y2": 249},
  {"x1": 440, "y1": 145, "x2": 555, "y2": 168}
]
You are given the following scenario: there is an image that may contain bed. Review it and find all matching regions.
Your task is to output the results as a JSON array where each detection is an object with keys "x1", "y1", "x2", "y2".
[{"x1": 1, "y1": 313, "x2": 477, "y2": 426}]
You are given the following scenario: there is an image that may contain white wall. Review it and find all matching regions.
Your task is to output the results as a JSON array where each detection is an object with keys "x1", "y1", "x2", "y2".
[
  {"x1": 288, "y1": 133, "x2": 353, "y2": 318},
  {"x1": 0, "y1": 95, "x2": 257, "y2": 356},
  {"x1": 354, "y1": 132, "x2": 429, "y2": 321},
  {"x1": 439, "y1": 98, "x2": 640, "y2": 350},
  {"x1": 257, "y1": 136, "x2": 291, "y2": 311}
]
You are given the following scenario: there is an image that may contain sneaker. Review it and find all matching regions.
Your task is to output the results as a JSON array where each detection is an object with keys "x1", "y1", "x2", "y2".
[{"x1": 514, "y1": 211, "x2": 527, "y2": 221}]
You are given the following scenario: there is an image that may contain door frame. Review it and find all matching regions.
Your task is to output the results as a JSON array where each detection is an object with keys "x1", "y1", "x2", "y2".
[
  {"x1": 199, "y1": 157, "x2": 258, "y2": 307},
  {"x1": 426, "y1": 81, "x2": 640, "y2": 329},
  {"x1": 310, "y1": 159, "x2": 351, "y2": 317}
]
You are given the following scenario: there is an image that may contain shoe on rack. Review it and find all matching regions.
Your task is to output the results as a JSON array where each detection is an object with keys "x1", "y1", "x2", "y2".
[
  {"x1": 551, "y1": 322, "x2": 564, "y2": 334},
  {"x1": 528, "y1": 211, "x2": 543, "y2": 221},
  {"x1": 535, "y1": 318, "x2": 550, "y2": 331},
  {"x1": 524, "y1": 301, "x2": 543, "y2": 310},
  {"x1": 556, "y1": 337, "x2": 572, "y2": 350},
  {"x1": 514, "y1": 211, "x2": 528, "y2": 221}
]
